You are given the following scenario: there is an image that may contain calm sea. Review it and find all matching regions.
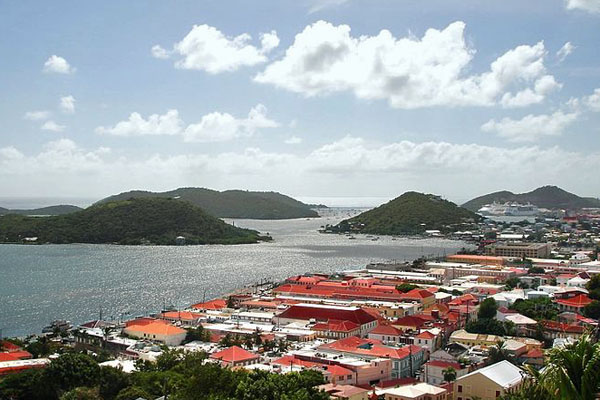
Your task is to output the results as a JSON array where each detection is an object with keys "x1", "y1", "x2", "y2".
[{"x1": 0, "y1": 209, "x2": 466, "y2": 337}]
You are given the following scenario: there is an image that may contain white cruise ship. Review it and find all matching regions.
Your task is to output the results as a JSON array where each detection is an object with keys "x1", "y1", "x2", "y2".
[{"x1": 477, "y1": 202, "x2": 539, "y2": 216}]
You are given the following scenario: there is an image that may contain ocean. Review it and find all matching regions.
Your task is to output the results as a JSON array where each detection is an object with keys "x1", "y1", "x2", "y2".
[{"x1": 0, "y1": 210, "x2": 466, "y2": 337}]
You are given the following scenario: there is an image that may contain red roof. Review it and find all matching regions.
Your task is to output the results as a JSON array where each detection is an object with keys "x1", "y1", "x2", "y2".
[
  {"x1": 273, "y1": 355, "x2": 319, "y2": 368},
  {"x1": 313, "y1": 320, "x2": 360, "y2": 333},
  {"x1": 401, "y1": 289, "x2": 435, "y2": 300},
  {"x1": 0, "y1": 353, "x2": 20, "y2": 362},
  {"x1": 192, "y1": 299, "x2": 228, "y2": 310},
  {"x1": 415, "y1": 331, "x2": 436, "y2": 339},
  {"x1": 322, "y1": 364, "x2": 354, "y2": 377},
  {"x1": 542, "y1": 320, "x2": 586, "y2": 333},
  {"x1": 320, "y1": 337, "x2": 423, "y2": 360},
  {"x1": 210, "y1": 346, "x2": 260, "y2": 363},
  {"x1": 159, "y1": 311, "x2": 202, "y2": 321},
  {"x1": 555, "y1": 294, "x2": 592, "y2": 307},
  {"x1": 277, "y1": 304, "x2": 377, "y2": 325},
  {"x1": 0, "y1": 341, "x2": 21, "y2": 352},
  {"x1": 522, "y1": 349, "x2": 545, "y2": 358},
  {"x1": 393, "y1": 315, "x2": 427, "y2": 329},
  {"x1": 369, "y1": 324, "x2": 403, "y2": 336}
]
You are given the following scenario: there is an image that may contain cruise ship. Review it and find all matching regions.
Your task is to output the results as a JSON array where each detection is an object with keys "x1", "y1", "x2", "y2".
[{"x1": 477, "y1": 202, "x2": 539, "y2": 216}]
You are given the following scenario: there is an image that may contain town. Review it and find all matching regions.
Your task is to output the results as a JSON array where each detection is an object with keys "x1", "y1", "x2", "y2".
[{"x1": 1, "y1": 209, "x2": 599, "y2": 400}]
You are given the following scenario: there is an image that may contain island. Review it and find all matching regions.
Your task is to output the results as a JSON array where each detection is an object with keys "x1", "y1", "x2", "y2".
[
  {"x1": 96, "y1": 187, "x2": 319, "y2": 219},
  {"x1": 0, "y1": 197, "x2": 269, "y2": 245},
  {"x1": 327, "y1": 191, "x2": 481, "y2": 235}
]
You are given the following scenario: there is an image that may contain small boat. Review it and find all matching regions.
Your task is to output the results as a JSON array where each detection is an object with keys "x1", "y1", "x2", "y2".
[
  {"x1": 348, "y1": 236, "x2": 356, "y2": 240},
  {"x1": 42, "y1": 319, "x2": 72, "y2": 334}
]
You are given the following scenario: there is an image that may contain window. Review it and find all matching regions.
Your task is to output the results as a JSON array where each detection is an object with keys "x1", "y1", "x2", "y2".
[
  {"x1": 458, "y1": 385, "x2": 463, "y2": 393},
  {"x1": 496, "y1": 391, "x2": 501, "y2": 397}
]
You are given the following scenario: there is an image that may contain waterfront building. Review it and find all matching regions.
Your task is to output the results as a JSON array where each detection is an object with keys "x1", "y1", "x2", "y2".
[
  {"x1": 123, "y1": 321, "x2": 187, "y2": 346},
  {"x1": 484, "y1": 242, "x2": 551, "y2": 258}
]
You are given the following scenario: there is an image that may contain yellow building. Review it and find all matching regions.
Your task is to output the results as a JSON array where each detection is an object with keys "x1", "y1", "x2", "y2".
[{"x1": 453, "y1": 361, "x2": 523, "y2": 400}]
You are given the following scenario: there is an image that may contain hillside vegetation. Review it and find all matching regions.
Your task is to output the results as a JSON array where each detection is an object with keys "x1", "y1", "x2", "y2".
[
  {"x1": 0, "y1": 205, "x2": 82, "y2": 216},
  {"x1": 331, "y1": 192, "x2": 480, "y2": 235},
  {"x1": 462, "y1": 185, "x2": 600, "y2": 211},
  {"x1": 0, "y1": 198, "x2": 267, "y2": 245},
  {"x1": 97, "y1": 187, "x2": 319, "y2": 219}
]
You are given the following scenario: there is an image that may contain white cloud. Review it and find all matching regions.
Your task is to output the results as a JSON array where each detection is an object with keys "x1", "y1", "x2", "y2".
[
  {"x1": 41, "y1": 120, "x2": 66, "y2": 132},
  {"x1": 255, "y1": 21, "x2": 558, "y2": 109},
  {"x1": 308, "y1": 0, "x2": 350, "y2": 13},
  {"x1": 285, "y1": 136, "x2": 303, "y2": 144},
  {"x1": 95, "y1": 109, "x2": 183, "y2": 136},
  {"x1": 151, "y1": 45, "x2": 170, "y2": 59},
  {"x1": 565, "y1": 0, "x2": 600, "y2": 13},
  {"x1": 481, "y1": 110, "x2": 579, "y2": 142},
  {"x1": 183, "y1": 104, "x2": 279, "y2": 142},
  {"x1": 2, "y1": 137, "x2": 599, "y2": 202},
  {"x1": 584, "y1": 88, "x2": 600, "y2": 111},
  {"x1": 155, "y1": 25, "x2": 280, "y2": 73},
  {"x1": 500, "y1": 75, "x2": 561, "y2": 108},
  {"x1": 24, "y1": 110, "x2": 51, "y2": 121},
  {"x1": 43, "y1": 55, "x2": 75, "y2": 74},
  {"x1": 557, "y1": 42, "x2": 575, "y2": 62},
  {"x1": 60, "y1": 95, "x2": 76, "y2": 114}
]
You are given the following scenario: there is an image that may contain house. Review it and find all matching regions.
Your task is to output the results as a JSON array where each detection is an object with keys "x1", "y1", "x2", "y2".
[
  {"x1": 191, "y1": 298, "x2": 228, "y2": 311},
  {"x1": 274, "y1": 304, "x2": 378, "y2": 337},
  {"x1": 423, "y1": 359, "x2": 469, "y2": 386},
  {"x1": 312, "y1": 320, "x2": 361, "y2": 339},
  {"x1": 381, "y1": 382, "x2": 448, "y2": 400},
  {"x1": 210, "y1": 345, "x2": 260, "y2": 368},
  {"x1": 393, "y1": 315, "x2": 427, "y2": 332},
  {"x1": 123, "y1": 321, "x2": 187, "y2": 346},
  {"x1": 414, "y1": 330, "x2": 439, "y2": 353},
  {"x1": 158, "y1": 311, "x2": 202, "y2": 327},
  {"x1": 453, "y1": 360, "x2": 523, "y2": 400},
  {"x1": 318, "y1": 383, "x2": 370, "y2": 400},
  {"x1": 368, "y1": 324, "x2": 404, "y2": 344},
  {"x1": 554, "y1": 294, "x2": 593, "y2": 314},
  {"x1": 503, "y1": 314, "x2": 537, "y2": 336},
  {"x1": 320, "y1": 364, "x2": 358, "y2": 385}
]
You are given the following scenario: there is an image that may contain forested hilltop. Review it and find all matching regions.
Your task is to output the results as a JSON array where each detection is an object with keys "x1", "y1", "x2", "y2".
[
  {"x1": 97, "y1": 187, "x2": 319, "y2": 219},
  {"x1": 329, "y1": 192, "x2": 480, "y2": 235},
  {"x1": 0, "y1": 205, "x2": 82, "y2": 216},
  {"x1": 462, "y1": 185, "x2": 600, "y2": 211},
  {"x1": 0, "y1": 198, "x2": 268, "y2": 245}
]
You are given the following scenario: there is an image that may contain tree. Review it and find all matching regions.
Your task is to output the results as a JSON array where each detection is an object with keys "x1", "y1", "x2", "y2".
[
  {"x1": 44, "y1": 353, "x2": 101, "y2": 397},
  {"x1": 505, "y1": 277, "x2": 521, "y2": 290},
  {"x1": 114, "y1": 386, "x2": 152, "y2": 400},
  {"x1": 396, "y1": 283, "x2": 419, "y2": 293},
  {"x1": 586, "y1": 275, "x2": 600, "y2": 300},
  {"x1": 98, "y1": 366, "x2": 131, "y2": 400},
  {"x1": 478, "y1": 298, "x2": 499, "y2": 320},
  {"x1": 583, "y1": 300, "x2": 600, "y2": 320},
  {"x1": 185, "y1": 325, "x2": 211, "y2": 343},
  {"x1": 59, "y1": 387, "x2": 102, "y2": 400},
  {"x1": 488, "y1": 341, "x2": 515, "y2": 365},
  {"x1": 442, "y1": 367, "x2": 457, "y2": 383},
  {"x1": 510, "y1": 298, "x2": 558, "y2": 321},
  {"x1": 528, "y1": 266, "x2": 545, "y2": 274}
]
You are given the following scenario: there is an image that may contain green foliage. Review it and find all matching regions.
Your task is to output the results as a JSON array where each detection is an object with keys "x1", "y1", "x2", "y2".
[
  {"x1": 586, "y1": 275, "x2": 600, "y2": 300},
  {"x1": 114, "y1": 386, "x2": 152, "y2": 400},
  {"x1": 487, "y1": 341, "x2": 515, "y2": 365},
  {"x1": 583, "y1": 300, "x2": 600, "y2": 319},
  {"x1": 44, "y1": 353, "x2": 102, "y2": 397},
  {"x1": 98, "y1": 366, "x2": 131, "y2": 400},
  {"x1": 332, "y1": 192, "x2": 480, "y2": 235},
  {"x1": 185, "y1": 325, "x2": 211, "y2": 343},
  {"x1": 0, "y1": 198, "x2": 265, "y2": 245},
  {"x1": 528, "y1": 266, "x2": 545, "y2": 274},
  {"x1": 478, "y1": 298, "x2": 499, "y2": 320},
  {"x1": 466, "y1": 318, "x2": 515, "y2": 336},
  {"x1": 0, "y1": 205, "x2": 82, "y2": 217},
  {"x1": 504, "y1": 277, "x2": 520, "y2": 290},
  {"x1": 510, "y1": 298, "x2": 559, "y2": 321},
  {"x1": 442, "y1": 367, "x2": 457, "y2": 383},
  {"x1": 59, "y1": 387, "x2": 102, "y2": 400},
  {"x1": 396, "y1": 283, "x2": 419, "y2": 293},
  {"x1": 97, "y1": 187, "x2": 319, "y2": 219}
]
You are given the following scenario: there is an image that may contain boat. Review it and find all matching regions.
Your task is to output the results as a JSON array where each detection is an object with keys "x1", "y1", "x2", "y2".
[
  {"x1": 477, "y1": 202, "x2": 539, "y2": 216},
  {"x1": 42, "y1": 319, "x2": 72, "y2": 333}
]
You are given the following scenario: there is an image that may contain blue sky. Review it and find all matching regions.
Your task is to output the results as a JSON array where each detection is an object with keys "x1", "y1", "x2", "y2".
[{"x1": 0, "y1": 0, "x2": 599, "y2": 205}]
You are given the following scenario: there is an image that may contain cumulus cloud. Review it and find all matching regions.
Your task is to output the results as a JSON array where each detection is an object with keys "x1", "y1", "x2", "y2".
[
  {"x1": 41, "y1": 120, "x2": 66, "y2": 132},
  {"x1": 255, "y1": 21, "x2": 559, "y2": 109},
  {"x1": 565, "y1": 0, "x2": 600, "y2": 13},
  {"x1": 153, "y1": 25, "x2": 280, "y2": 73},
  {"x1": 481, "y1": 110, "x2": 579, "y2": 142},
  {"x1": 584, "y1": 88, "x2": 600, "y2": 111},
  {"x1": 183, "y1": 104, "x2": 279, "y2": 142},
  {"x1": 24, "y1": 110, "x2": 51, "y2": 121},
  {"x1": 557, "y1": 42, "x2": 575, "y2": 62},
  {"x1": 96, "y1": 105, "x2": 278, "y2": 142},
  {"x1": 95, "y1": 110, "x2": 183, "y2": 136},
  {"x1": 60, "y1": 95, "x2": 76, "y2": 114},
  {"x1": 285, "y1": 136, "x2": 303, "y2": 144},
  {"x1": 43, "y1": 55, "x2": 75, "y2": 74},
  {"x1": 2, "y1": 137, "x2": 599, "y2": 201},
  {"x1": 151, "y1": 45, "x2": 170, "y2": 59}
]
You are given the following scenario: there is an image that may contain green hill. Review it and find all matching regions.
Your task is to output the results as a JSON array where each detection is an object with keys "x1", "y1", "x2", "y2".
[
  {"x1": 462, "y1": 186, "x2": 600, "y2": 212},
  {"x1": 0, "y1": 205, "x2": 82, "y2": 216},
  {"x1": 97, "y1": 188, "x2": 319, "y2": 219},
  {"x1": 0, "y1": 198, "x2": 267, "y2": 245},
  {"x1": 331, "y1": 192, "x2": 480, "y2": 235}
]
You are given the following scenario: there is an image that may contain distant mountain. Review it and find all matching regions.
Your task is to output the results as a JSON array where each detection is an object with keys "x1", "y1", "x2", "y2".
[
  {"x1": 0, "y1": 197, "x2": 267, "y2": 245},
  {"x1": 462, "y1": 186, "x2": 600, "y2": 212},
  {"x1": 330, "y1": 192, "x2": 480, "y2": 235},
  {"x1": 0, "y1": 205, "x2": 82, "y2": 216},
  {"x1": 96, "y1": 188, "x2": 319, "y2": 219}
]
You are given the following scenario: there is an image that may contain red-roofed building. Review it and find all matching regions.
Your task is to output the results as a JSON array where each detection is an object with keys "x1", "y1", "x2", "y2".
[
  {"x1": 0, "y1": 358, "x2": 50, "y2": 376},
  {"x1": 542, "y1": 320, "x2": 586, "y2": 340},
  {"x1": 312, "y1": 319, "x2": 361, "y2": 339},
  {"x1": 400, "y1": 289, "x2": 435, "y2": 309},
  {"x1": 158, "y1": 311, "x2": 203, "y2": 327},
  {"x1": 555, "y1": 294, "x2": 592, "y2": 314},
  {"x1": 210, "y1": 346, "x2": 260, "y2": 368},
  {"x1": 320, "y1": 364, "x2": 357, "y2": 385},
  {"x1": 393, "y1": 315, "x2": 428, "y2": 332},
  {"x1": 275, "y1": 304, "x2": 378, "y2": 336},
  {"x1": 368, "y1": 324, "x2": 404, "y2": 344},
  {"x1": 520, "y1": 348, "x2": 545, "y2": 368},
  {"x1": 415, "y1": 330, "x2": 438, "y2": 353},
  {"x1": 423, "y1": 359, "x2": 469, "y2": 385},
  {"x1": 318, "y1": 383, "x2": 370, "y2": 400},
  {"x1": 286, "y1": 275, "x2": 328, "y2": 286},
  {"x1": 124, "y1": 321, "x2": 187, "y2": 346},
  {"x1": 191, "y1": 298, "x2": 228, "y2": 311}
]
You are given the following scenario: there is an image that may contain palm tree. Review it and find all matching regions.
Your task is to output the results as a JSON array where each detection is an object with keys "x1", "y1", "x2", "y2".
[
  {"x1": 488, "y1": 341, "x2": 514, "y2": 364},
  {"x1": 442, "y1": 366, "x2": 457, "y2": 383}
]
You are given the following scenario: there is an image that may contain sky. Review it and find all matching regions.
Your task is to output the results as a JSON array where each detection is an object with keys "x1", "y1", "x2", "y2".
[{"x1": 0, "y1": 0, "x2": 599, "y2": 206}]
